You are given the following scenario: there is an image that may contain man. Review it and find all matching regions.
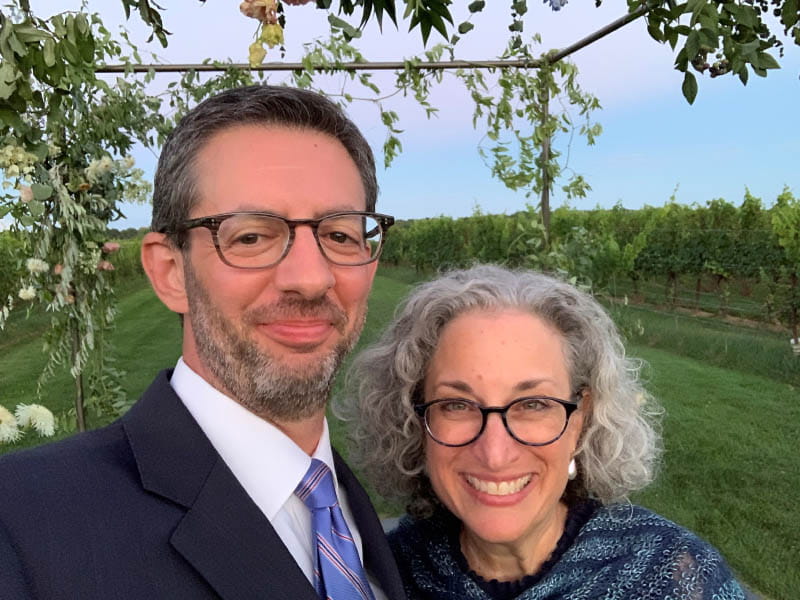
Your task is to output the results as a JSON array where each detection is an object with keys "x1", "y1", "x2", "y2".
[{"x1": 0, "y1": 85, "x2": 405, "y2": 600}]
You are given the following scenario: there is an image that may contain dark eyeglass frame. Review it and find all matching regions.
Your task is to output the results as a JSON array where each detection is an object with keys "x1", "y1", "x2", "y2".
[
  {"x1": 163, "y1": 210, "x2": 395, "y2": 269},
  {"x1": 413, "y1": 390, "x2": 583, "y2": 448}
]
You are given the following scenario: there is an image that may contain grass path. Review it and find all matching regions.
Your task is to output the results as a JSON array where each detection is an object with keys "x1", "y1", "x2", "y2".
[
  {"x1": 630, "y1": 345, "x2": 797, "y2": 599},
  {"x1": 1, "y1": 270, "x2": 796, "y2": 598}
]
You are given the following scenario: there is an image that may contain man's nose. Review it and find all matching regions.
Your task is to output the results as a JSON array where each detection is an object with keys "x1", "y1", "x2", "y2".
[{"x1": 272, "y1": 225, "x2": 335, "y2": 299}]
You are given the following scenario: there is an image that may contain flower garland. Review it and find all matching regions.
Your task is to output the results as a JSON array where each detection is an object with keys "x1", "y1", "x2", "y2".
[{"x1": 239, "y1": 0, "x2": 314, "y2": 66}]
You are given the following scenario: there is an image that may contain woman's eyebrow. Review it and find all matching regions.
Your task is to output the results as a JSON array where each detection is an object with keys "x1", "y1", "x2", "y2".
[{"x1": 513, "y1": 378, "x2": 556, "y2": 393}]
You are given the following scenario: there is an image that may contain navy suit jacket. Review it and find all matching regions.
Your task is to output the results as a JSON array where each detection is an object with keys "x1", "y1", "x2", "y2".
[{"x1": 0, "y1": 370, "x2": 406, "y2": 600}]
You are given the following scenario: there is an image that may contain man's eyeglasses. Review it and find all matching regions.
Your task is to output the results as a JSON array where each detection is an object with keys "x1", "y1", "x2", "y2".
[
  {"x1": 414, "y1": 391, "x2": 583, "y2": 447},
  {"x1": 164, "y1": 211, "x2": 395, "y2": 269}
]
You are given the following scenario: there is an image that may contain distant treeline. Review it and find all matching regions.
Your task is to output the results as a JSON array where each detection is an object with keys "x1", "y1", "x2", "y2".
[
  {"x1": 107, "y1": 226, "x2": 149, "y2": 240},
  {"x1": 381, "y1": 189, "x2": 800, "y2": 334}
]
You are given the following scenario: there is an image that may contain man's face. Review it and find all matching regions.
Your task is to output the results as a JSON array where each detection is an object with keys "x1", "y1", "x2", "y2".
[{"x1": 179, "y1": 125, "x2": 378, "y2": 422}]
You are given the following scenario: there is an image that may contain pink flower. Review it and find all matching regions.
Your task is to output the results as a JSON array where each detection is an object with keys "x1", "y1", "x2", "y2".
[
  {"x1": 96, "y1": 260, "x2": 115, "y2": 272},
  {"x1": 53, "y1": 264, "x2": 63, "y2": 276},
  {"x1": 19, "y1": 185, "x2": 33, "y2": 203},
  {"x1": 239, "y1": 0, "x2": 277, "y2": 24},
  {"x1": 101, "y1": 242, "x2": 121, "y2": 254}
]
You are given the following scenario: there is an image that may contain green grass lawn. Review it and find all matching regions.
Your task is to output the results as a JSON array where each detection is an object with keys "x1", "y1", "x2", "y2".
[{"x1": 1, "y1": 266, "x2": 797, "y2": 599}]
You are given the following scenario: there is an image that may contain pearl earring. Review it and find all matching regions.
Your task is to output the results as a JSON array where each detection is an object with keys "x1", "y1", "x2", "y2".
[{"x1": 568, "y1": 458, "x2": 577, "y2": 480}]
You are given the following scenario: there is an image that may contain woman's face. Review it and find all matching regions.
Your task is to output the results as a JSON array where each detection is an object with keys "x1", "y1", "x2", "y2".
[{"x1": 422, "y1": 309, "x2": 585, "y2": 548}]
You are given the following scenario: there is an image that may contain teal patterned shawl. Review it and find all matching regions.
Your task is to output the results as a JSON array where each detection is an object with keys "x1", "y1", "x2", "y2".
[{"x1": 388, "y1": 503, "x2": 752, "y2": 600}]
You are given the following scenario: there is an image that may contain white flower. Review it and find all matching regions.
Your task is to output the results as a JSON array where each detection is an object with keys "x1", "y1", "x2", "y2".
[
  {"x1": 26, "y1": 258, "x2": 49, "y2": 274},
  {"x1": 15, "y1": 404, "x2": 56, "y2": 437},
  {"x1": 98, "y1": 156, "x2": 113, "y2": 173},
  {"x1": 0, "y1": 405, "x2": 22, "y2": 443},
  {"x1": 18, "y1": 286, "x2": 36, "y2": 301},
  {"x1": 122, "y1": 155, "x2": 135, "y2": 170},
  {"x1": 85, "y1": 156, "x2": 113, "y2": 182}
]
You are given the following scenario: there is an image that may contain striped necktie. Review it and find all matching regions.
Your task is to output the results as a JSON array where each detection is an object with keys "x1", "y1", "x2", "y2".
[{"x1": 295, "y1": 459, "x2": 376, "y2": 600}]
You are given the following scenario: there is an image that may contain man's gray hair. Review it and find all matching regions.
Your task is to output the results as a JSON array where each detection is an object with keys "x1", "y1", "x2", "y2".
[
  {"x1": 337, "y1": 264, "x2": 662, "y2": 518},
  {"x1": 151, "y1": 85, "x2": 378, "y2": 243}
]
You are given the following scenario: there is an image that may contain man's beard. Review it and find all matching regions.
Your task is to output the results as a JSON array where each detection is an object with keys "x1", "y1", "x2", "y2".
[{"x1": 184, "y1": 262, "x2": 365, "y2": 422}]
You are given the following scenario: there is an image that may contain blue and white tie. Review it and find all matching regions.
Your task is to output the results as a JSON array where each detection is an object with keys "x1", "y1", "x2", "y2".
[{"x1": 295, "y1": 459, "x2": 376, "y2": 600}]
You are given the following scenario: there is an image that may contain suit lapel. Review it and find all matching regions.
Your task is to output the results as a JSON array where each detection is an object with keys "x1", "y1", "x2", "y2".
[
  {"x1": 334, "y1": 451, "x2": 407, "y2": 600},
  {"x1": 123, "y1": 371, "x2": 318, "y2": 600},
  {"x1": 171, "y1": 458, "x2": 318, "y2": 600}
]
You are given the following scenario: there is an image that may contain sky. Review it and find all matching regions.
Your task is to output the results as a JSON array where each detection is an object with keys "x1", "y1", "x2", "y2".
[{"x1": 24, "y1": 1, "x2": 800, "y2": 228}]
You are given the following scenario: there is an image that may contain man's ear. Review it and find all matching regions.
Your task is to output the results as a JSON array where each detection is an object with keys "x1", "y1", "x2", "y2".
[{"x1": 141, "y1": 232, "x2": 189, "y2": 315}]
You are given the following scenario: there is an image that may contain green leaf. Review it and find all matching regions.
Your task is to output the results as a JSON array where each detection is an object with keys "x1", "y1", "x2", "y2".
[
  {"x1": 468, "y1": 1, "x2": 486, "y2": 13},
  {"x1": 698, "y1": 27, "x2": 717, "y2": 48},
  {"x1": 756, "y1": 51, "x2": 780, "y2": 70},
  {"x1": 682, "y1": 71, "x2": 698, "y2": 104},
  {"x1": 685, "y1": 30, "x2": 700, "y2": 59},
  {"x1": 31, "y1": 183, "x2": 53, "y2": 201},
  {"x1": 783, "y1": 0, "x2": 799, "y2": 29},
  {"x1": 28, "y1": 200, "x2": 44, "y2": 218},
  {"x1": 327, "y1": 15, "x2": 362, "y2": 39},
  {"x1": 647, "y1": 22, "x2": 663, "y2": 42},
  {"x1": 12, "y1": 25, "x2": 50, "y2": 44},
  {"x1": 0, "y1": 79, "x2": 16, "y2": 100},
  {"x1": 0, "y1": 108, "x2": 24, "y2": 130},
  {"x1": 508, "y1": 20, "x2": 524, "y2": 33},
  {"x1": 458, "y1": 21, "x2": 474, "y2": 34},
  {"x1": 43, "y1": 38, "x2": 56, "y2": 67},
  {"x1": 29, "y1": 142, "x2": 49, "y2": 161},
  {"x1": 8, "y1": 32, "x2": 27, "y2": 57},
  {"x1": 738, "y1": 67, "x2": 749, "y2": 85}
]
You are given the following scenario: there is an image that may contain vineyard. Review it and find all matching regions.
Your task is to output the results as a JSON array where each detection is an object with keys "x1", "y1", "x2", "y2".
[{"x1": 381, "y1": 188, "x2": 800, "y2": 341}]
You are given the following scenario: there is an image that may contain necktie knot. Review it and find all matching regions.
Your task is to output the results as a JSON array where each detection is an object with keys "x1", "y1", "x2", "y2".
[{"x1": 295, "y1": 459, "x2": 338, "y2": 510}]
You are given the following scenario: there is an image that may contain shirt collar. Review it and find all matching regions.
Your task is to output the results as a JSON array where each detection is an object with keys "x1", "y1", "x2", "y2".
[{"x1": 170, "y1": 357, "x2": 339, "y2": 520}]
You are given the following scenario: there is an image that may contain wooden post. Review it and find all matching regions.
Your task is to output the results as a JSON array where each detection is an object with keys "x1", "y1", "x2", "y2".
[
  {"x1": 540, "y1": 84, "x2": 551, "y2": 248},
  {"x1": 792, "y1": 272, "x2": 799, "y2": 342},
  {"x1": 71, "y1": 324, "x2": 86, "y2": 432}
]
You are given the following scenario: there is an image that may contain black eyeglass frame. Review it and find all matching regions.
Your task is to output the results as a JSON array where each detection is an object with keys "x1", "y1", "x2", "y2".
[
  {"x1": 413, "y1": 390, "x2": 583, "y2": 448},
  {"x1": 163, "y1": 210, "x2": 395, "y2": 269}
]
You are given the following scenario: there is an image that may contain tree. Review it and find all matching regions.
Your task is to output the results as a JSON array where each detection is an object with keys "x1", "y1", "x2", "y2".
[
  {"x1": 0, "y1": 7, "x2": 163, "y2": 429},
  {"x1": 233, "y1": 1, "x2": 799, "y2": 104},
  {"x1": 771, "y1": 186, "x2": 800, "y2": 341}
]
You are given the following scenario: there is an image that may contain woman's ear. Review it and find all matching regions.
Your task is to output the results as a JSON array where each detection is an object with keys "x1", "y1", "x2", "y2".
[
  {"x1": 571, "y1": 387, "x2": 593, "y2": 447},
  {"x1": 141, "y1": 232, "x2": 189, "y2": 315}
]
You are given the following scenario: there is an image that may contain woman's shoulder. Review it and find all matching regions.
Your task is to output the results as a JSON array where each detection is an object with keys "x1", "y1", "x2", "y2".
[
  {"x1": 570, "y1": 503, "x2": 750, "y2": 599},
  {"x1": 586, "y1": 503, "x2": 719, "y2": 546}
]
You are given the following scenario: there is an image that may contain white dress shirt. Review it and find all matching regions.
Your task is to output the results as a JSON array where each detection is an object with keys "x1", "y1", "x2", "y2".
[{"x1": 170, "y1": 358, "x2": 386, "y2": 599}]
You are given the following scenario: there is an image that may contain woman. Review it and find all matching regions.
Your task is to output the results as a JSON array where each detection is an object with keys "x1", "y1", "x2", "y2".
[{"x1": 340, "y1": 265, "x2": 750, "y2": 600}]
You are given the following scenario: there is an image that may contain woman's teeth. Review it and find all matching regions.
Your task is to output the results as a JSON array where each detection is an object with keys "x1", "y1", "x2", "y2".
[{"x1": 465, "y1": 474, "x2": 532, "y2": 496}]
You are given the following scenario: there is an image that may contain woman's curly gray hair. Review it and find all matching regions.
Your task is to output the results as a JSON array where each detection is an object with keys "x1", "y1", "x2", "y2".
[{"x1": 336, "y1": 264, "x2": 662, "y2": 518}]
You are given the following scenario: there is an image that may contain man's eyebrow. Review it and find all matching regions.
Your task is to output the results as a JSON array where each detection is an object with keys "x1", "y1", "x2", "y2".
[{"x1": 219, "y1": 206, "x2": 368, "y2": 218}]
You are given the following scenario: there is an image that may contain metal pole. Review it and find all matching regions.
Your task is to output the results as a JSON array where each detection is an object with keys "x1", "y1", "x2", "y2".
[{"x1": 95, "y1": 6, "x2": 649, "y2": 75}]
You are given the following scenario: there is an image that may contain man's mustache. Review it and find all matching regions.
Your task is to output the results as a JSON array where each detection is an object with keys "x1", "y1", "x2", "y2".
[{"x1": 245, "y1": 296, "x2": 348, "y2": 334}]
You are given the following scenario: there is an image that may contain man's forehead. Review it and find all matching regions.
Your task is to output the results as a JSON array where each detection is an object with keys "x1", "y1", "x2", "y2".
[{"x1": 189, "y1": 124, "x2": 367, "y2": 217}]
